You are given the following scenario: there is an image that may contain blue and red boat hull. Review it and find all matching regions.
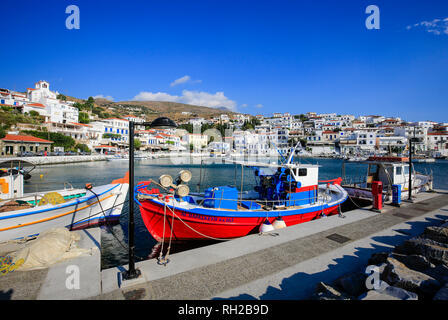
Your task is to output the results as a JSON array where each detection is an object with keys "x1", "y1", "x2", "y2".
[{"x1": 138, "y1": 196, "x2": 344, "y2": 241}]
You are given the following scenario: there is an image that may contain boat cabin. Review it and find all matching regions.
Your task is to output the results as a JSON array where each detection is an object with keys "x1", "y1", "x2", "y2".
[
  {"x1": 199, "y1": 161, "x2": 321, "y2": 210},
  {"x1": 364, "y1": 156, "x2": 411, "y2": 189},
  {"x1": 343, "y1": 156, "x2": 413, "y2": 193},
  {"x1": 0, "y1": 160, "x2": 35, "y2": 201},
  {"x1": 253, "y1": 164, "x2": 319, "y2": 206},
  {"x1": 0, "y1": 170, "x2": 25, "y2": 200}
]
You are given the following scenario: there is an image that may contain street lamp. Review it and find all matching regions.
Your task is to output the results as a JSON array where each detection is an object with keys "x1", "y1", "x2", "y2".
[
  {"x1": 122, "y1": 117, "x2": 177, "y2": 281},
  {"x1": 407, "y1": 137, "x2": 419, "y2": 202}
]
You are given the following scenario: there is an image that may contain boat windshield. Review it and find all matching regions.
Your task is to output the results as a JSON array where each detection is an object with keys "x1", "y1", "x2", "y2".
[{"x1": 404, "y1": 165, "x2": 409, "y2": 175}]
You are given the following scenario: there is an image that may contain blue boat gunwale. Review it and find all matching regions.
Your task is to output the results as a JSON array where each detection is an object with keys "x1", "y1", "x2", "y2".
[
  {"x1": 0, "y1": 184, "x2": 120, "y2": 221},
  {"x1": 142, "y1": 193, "x2": 348, "y2": 218}
]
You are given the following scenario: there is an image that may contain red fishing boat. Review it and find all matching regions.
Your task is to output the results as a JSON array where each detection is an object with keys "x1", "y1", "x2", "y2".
[{"x1": 135, "y1": 154, "x2": 348, "y2": 242}]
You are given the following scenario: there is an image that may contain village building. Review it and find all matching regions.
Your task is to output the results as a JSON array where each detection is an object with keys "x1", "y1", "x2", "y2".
[{"x1": 0, "y1": 134, "x2": 53, "y2": 156}]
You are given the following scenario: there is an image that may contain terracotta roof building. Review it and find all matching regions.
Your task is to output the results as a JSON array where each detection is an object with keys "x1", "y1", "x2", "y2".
[{"x1": 1, "y1": 134, "x2": 53, "y2": 156}]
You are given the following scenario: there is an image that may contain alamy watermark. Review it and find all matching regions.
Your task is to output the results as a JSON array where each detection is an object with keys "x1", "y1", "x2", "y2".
[
  {"x1": 66, "y1": 5, "x2": 80, "y2": 30},
  {"x1": 365, "y1": 5, "x2": 380, "y2": 30},
  {"x1": 65, "y1": 265, "x2": 80, "y2": 290},
  {"x1": 365, "y1": 265, "x2": 388, "y2": 291}
]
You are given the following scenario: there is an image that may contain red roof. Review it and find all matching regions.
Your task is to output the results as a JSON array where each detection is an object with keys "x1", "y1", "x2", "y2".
[
  {"x1": 1, "y1": 134, "x2": 53, "y2": 143},
  {"x1": 70, "y1": 122, "x2": 92, "y2": 127},
  {"x1": 106, "y1": 118, "x2": 129, "y2": 121},
  {"x1": 94, "y1": 145, "x2": 116, "y2": 148},
  {"x1": 27, "y1": 103, "x2": 46, "y2": 108},
  {"x1": 428, "y1": 132, "x2": 448, "y2": 136}
]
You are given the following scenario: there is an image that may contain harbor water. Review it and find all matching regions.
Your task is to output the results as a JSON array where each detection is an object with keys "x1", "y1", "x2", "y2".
[{"x1": 23, "y1": 156, "x2": 448, "y2": 269}]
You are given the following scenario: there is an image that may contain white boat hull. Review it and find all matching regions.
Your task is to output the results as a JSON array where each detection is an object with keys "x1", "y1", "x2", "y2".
[{"x1": 0, "y1": 181, "x2": 128, "y2": 242}]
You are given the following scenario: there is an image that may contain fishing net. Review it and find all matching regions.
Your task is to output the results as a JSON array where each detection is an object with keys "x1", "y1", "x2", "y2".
[
  {"x1": 3, "y1": 228, "x2": 91, "y2": 272},
  {"x1": 0, "y1": 200, "x2": 32, "y2": 213},
  {"x1": 37, "y1": 192, "x2": 66, "y2": 206}
]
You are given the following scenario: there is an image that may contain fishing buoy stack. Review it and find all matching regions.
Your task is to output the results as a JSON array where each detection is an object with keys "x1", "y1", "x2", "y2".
[
  {"x1": 259, "y1": 218, "x2": 275, "y2": 233},
  {"x1": 272, "y1": 216, "x2": 287, "y2": 229}
]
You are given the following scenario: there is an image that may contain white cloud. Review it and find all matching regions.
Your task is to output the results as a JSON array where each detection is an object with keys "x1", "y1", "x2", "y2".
[
  {"x1": 133, "y1": 91, "x2": 180, "y2": 102},
  {"x1": 180, "y1": 90, "x2": 237, "y2": 111},
  {"x1": 407, "y1": 17, "x2": 448, "y2": 35},
  {"x1": 93, "y1": 94, "x2": 114, "y2": 101},
  {"x1": 170, "y1": 75, "x2": 202, "y2": 87},
  {"x1": 255, "y1": 104, "x2": 263, "y2": 108},
  {"x1": 133, "y1": 90, "x2": 237, "y2": 111},
  {"x1": 240, "y1": 104, "x2": 248, "y2": 108}
]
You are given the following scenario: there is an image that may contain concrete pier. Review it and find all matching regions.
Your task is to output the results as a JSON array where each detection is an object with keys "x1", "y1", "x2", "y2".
[
  {"x1": 0, "y1": 228, "x2": 101, "y2": 300},
  {"x1": 97, "y1": 190, "x2": 448, "y2": 300},
  {"x1": 1, "y1": 190, "x2": 448, "y2": 300}
]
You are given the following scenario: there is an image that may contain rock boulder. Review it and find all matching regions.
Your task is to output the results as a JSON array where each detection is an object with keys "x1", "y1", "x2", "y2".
[
  {"x1": 383, "y1": 257, "x2": 441, "y2": 297},
  {"x1": 313, "y1": 282, "x2": 352, "y2": 300}
]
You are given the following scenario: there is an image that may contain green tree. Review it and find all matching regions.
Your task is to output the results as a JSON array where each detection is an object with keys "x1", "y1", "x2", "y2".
[
  {"x1": 102, "y1": 133, "x2": 121, "y2": 139},
  {"x1": 73, "y1": 102, "x2": 84, "y2": 111},
  {"x1": 241, "y1": 120, "x2": 254, "y2": 131},
  {"x1": 134, "y1": 138, "x2": 142, "y2": 150},
  {"x1": 178, "y1": 123, "x2": 193, "y2": 133},
  {"x1": 75, "y1": 143, "x2": 91, "y2": 153},
  {"x1": 0, "y1": 126, "x2": 6, "y2": 139},
  {"x1": 22, "y1": 130, "x2": 76, "y2": 151},
  {"x1": 29, "y1": 110, "x2": 40, "y2": 118},
  {"x1": 57, "y1": 94, "x2": 67, "y2": 101},
  {"x1": 85, "y1": 97, "x2": 95, "y2": 111},
  {"x1": 79, "y1": 112, "x2": 90, "y2": 124}
]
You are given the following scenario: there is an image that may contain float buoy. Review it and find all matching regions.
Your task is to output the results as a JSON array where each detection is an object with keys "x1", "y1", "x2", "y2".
[
  {"x1": 259, "y1": 218, "x2": 275, "y2": 233},
  {"x1": 272, "y1": 216, "x2": 287, "y2": 229}
]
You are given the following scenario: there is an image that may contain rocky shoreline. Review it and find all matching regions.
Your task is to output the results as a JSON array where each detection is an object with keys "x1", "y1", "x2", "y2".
[{"x1": 313, "y1": 219, "x2": 448, "y2": 300}]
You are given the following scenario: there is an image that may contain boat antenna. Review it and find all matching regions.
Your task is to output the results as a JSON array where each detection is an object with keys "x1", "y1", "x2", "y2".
[
  {"x1": 287, "y1": 141, "x2": 302, "y2": 165},
  {"x1": 269, "y1": 140, "x2": 286, "y2": 164}
]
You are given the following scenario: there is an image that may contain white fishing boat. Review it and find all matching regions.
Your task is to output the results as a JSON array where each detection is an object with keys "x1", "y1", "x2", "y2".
[
  {"x1": 346, "y1": 155, "x2": 368, "y2": 162},
  {"x1": 107, "y1": 154, "x2": 129, "y2": 161},
  {"x1": 0, "y1": 162, "x2": 129, "y2": 242},
  {"x1": 412, "y1": 157, "x2": 436, "y2": 163},
  {"x1": 342, "y1": 156, "x2": 432, "y2": 202}
]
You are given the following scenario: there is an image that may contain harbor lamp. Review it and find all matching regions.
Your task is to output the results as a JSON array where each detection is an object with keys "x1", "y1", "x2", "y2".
[
  {"x1": 122, "y1": 117, "x2": 178, "y2": 281},
  {"x1": 407, "y1": 137, "x2": 419, "y2": 203}
]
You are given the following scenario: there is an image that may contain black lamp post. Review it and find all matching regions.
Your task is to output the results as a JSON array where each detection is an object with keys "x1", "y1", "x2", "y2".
[
  {"x1": 407, "y1": 137, "x2": 418, "y2": 203},
  {"x1": 122, "y1": 117, "x2": 177, "y2": 280}
]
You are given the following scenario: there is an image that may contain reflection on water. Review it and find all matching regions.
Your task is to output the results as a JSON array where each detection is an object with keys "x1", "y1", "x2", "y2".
[{"x1": 22, "y1": 157, "x2": 448, "y2": 269}]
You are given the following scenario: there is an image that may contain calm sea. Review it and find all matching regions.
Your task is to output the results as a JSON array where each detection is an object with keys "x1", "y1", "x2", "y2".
[{"x1": 24, "y1": 157, "x2": 448, "y2": 269}]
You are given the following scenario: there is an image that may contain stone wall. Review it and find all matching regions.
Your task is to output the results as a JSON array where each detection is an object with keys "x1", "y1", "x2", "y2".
[{"x1": 313, "y1": 220, "x2": 448, "y2": 300}]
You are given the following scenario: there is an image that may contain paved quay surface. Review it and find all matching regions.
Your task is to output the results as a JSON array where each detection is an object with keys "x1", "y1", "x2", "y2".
[
  {"x1": 96, "y1": 190, "x2": 448, "y2": 300},
  {"x1": 0, "y1": 228, "x2": 101, "y2": 300}
]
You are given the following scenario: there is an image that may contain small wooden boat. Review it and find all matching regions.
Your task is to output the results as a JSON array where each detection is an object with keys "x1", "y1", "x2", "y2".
[{"x1": 0, "y1": 167, "x2": 129, "y2": 242}]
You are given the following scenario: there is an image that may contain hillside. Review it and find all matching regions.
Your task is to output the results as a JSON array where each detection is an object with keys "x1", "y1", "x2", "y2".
[{"x1": 92, "y1": 99, "x2": 236, "y2": 122}]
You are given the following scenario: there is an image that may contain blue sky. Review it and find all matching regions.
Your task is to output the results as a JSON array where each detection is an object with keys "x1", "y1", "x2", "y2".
[{"x1": 1, "y1": 0, "x2": 447, "y2": 122}]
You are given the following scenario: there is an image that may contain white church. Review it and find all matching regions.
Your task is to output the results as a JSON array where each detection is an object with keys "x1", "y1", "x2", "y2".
[
  {"x1": 24, "y1": 80, "x2": 79, "y2": 124},
  {"x1": 0, "y1": 80, "x2": 79, "y2": 124}
]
